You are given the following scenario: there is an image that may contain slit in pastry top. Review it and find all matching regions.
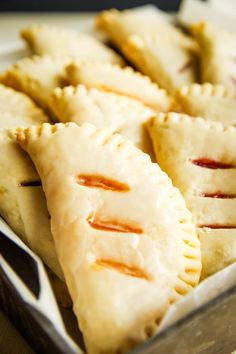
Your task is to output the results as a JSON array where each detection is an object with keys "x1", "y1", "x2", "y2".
[
  {"x1": 76, "y1": 174, "x2": 130, "y2": 192},
  {"x1": 87, "y1": 214, "x2": 143, "y2": 234},
  {"x1": 198, "y1": 224, "x2": 236, "y2": 229},
  {"x1": 191, "y1": 158, "x2": 235, "y2": 169},
  {"x1": 178, "y1": 59, "x2": 193, "y2": 73},
  {"x1": 18, "y1": 180, "x2": 42, "y2": 187},
  {"x1": 200, "y1": 191, "x2": 236, "y2": 199},
  {"x1": 95, "y1": 259, "x2": 151, "y2": 280}
]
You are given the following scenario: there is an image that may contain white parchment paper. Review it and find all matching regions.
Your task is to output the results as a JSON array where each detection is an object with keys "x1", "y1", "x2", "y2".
[{"x1": 159, "y1": 262, "x2": 236, "y2": 331}]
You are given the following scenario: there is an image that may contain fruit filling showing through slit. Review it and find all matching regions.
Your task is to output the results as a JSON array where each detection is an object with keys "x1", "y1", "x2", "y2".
[
  {"x1": 178, "y1": 59, "x2": 193, "y2": 73},
  {"x1": 19, "y1": 180, "x2": 42, "y2": 187},
  {"x1": 87, "y1": 215, "x2": 143, "y2": 234},
  {"x1": 191, "y1": 158, "x2": 235, "y2": 169},
  {"x1": 95, "y1": 259, "x2": 150, "y2": 280},
  {"x1": 198, "y1": 224, "x2": 236, "y2": 229},
  {"x1": 200, "y1": 191, "x2": 236, "y2": 199},
  {"x1": 76, "y1": 174, "x2": 130, "y2": 192}
]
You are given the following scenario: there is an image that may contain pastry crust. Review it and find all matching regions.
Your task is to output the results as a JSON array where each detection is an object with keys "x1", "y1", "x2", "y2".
[
  {"x1": 21, "y1": 24, "x2": 124, "y2": 65},
  {"x1": 191, "y1": 22, "x2": 236, "y2": 91},
  {"x1": 49, "y1": 85, "x2": 155, "y2": 154},
  {"x1": 199, "y1": 228, "x2": 236, "y2": 279},
  {"x1": 16, "y1": 122, "x2": 201, "y2": 354},
  {"x1": 148, "y1": 112, "x2": 236, "y2": 278},
  {"x1": 0, "y1": 84, "x2": 48, "y2": 127},
  {"x1": 176, "y1": 83, "x2": 236, "y2": 124},
  {"x1": 0, "y1": 129, "x2": 63, "y2": 280},
  {"x1": 96, "y1": 9, "x2": 198, "y2": 53},
  {"x1": 122, "y1": 35, "x2": 198, "y2": 95},
  {"x1": 0, "y1": 87, "x2": 62, "y2": 281},
  {"x1": 66, "y1": 60, "x2": 174, "y2": 111},
  {"x1": 96, "y1": 8, "x2": 199, "y2": 94},
  {"x1": 0, "y1": 55, "x2": 70, "y2": 110}
]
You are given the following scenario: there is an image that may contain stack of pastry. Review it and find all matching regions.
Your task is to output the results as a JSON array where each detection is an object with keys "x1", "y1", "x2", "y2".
[{"x1": 0, "y1": 8, "x2": 235, "y2": 353}]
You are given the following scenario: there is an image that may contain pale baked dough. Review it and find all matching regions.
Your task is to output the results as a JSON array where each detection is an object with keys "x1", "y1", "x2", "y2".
[
  {"x1": 191, "y1": 22, "x2": 236, "y2": 91},
  {"x1": 96, "y1": 8, "x2": 199, "y2": 94},
  {"x1": 199, "y1": 228, "x2": 236, "y2": 279},
  {"x1": 0, "y1": 129, "x2": 63, "y2": 280},
  {"x1": 66, "y1": 60, "x2": 174, "y2": 111},
  {"x1": 49, "y1": 85, "x2": 155, "y2": 154},
  {"x1": 148, "y1": 113, "x2": 236, "y2": 278},
  {"x1": 122, "y1": 34, "x2": 198, "y2": 95},
  {"x1": 96, "y1": 9, "x2": 198, "y2": 53},
  {"x1": 0, "y1": 89, "x2": 62, "y2": 281},
  {"x1": 176, "y1": 83, "x2": 236, "y2": 125},
  {"x1": 0, "y1": 83, "x2": 48, "y2": 127},
  {"x1": 16, "y1": 122, "x2": 201, "y2": 354},
  {"x1": 0, "y1": 126, "x2": 71, "y2": 305},
  {"x1": 21, "y1": 24, "x2": 124, "y2": 65},
  {"x1": 0, "y1": 55, "x2": 70, "y2": 110}
]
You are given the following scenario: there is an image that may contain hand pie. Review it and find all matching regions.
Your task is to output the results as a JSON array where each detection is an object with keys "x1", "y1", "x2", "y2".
[
  {"x1": 0, "y1": 88, "x2": 62, "y2": 282},
  {"x1": 148, "y1": 113, "x2": 236, "y2": 279},
  {"x1": 49, "y1": 85, "x2": 155, "y2": 154},
  {"x1": 0, "y1": 128, "x2": 70, "y2": 306},
  {"x1": 16, "y1": 122, "x2": 201, "y2": 354},
  {"x1": 191, "y1": 22, "x2": 236, "y2": 91},
  {"x1": 0, "y1": 129, "x2": 63, "y2": 280},
  {"x1": 0, "y1": 55, "x2": 70, "y2": 110},
  {"x1": 96, "y1": 10, "x2": 199, "y2": 95},
  {"x1": 0, "y1": 84, "x2": 48, "y2": 127},
  {"x1": 21, "y1": 24, "x2": 124, "y2": 65},
  {"x1": 122, "y1": 34, "x2": 198, "y2": 95},
  {"x1": 176, "y1": 83, "x2": 236, "y2": 125},
  {"x1": 66, "y1": 61, "x2": 174, "y2": 111},
  {"x1": 96, "y1": 9, "x2": 198, "y2": 54}
]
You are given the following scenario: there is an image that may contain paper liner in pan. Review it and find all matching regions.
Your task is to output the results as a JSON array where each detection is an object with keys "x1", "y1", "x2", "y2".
[
  {"x1": 0, "y1": 217, "x2": 83, "y2": 354},
  {"x1": 159, "y1": 262, "x2": 236, "y2": 331}
]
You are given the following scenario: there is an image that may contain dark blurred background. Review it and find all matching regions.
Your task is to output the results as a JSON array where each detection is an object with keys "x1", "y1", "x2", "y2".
[{"x1": 0, "y1": 0, "x2": 183, "y2": 12}]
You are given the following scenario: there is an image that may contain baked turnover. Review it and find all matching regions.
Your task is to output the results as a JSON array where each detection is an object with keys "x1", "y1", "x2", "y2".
[
  {"x1": 21, "y1": 24, "x2": 124, "y2": 65},
  {"x1": 0, "y1": 55, "x2": 70, "y2": 111},
  {"x1": 148, "y1": 113, "x2": 236, "y2": 279},
  {"x1": 96, "y1": 8, "x2": 199, "y2": 94},
  {"x1": 49, "y1": 85, "x2": 155, "y2": 155},
  {"x1": 0, "y1": 83, "x2": 48, "y2": 127},
  {"x1": 0, "y1": 83, "x2": 63, "y2": 281},
  {"x1": 96, "y1": 9, "x2": 197, "y2": 50},
  {"x1": 122, "y1": 34, "x2": 198, "y2": 95},
  {"x1": 191, "y1": 22, "x2": 236, "y2": 91},
  {"x1": 176, "y1": 83, "x2": 236, "y2": 125},
  {"x1": 16, "y1": 122, "x2": 201, "y2": 354},
  {"x1": 66, "y1": 60, "x2": 174, "y2": 111}
]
